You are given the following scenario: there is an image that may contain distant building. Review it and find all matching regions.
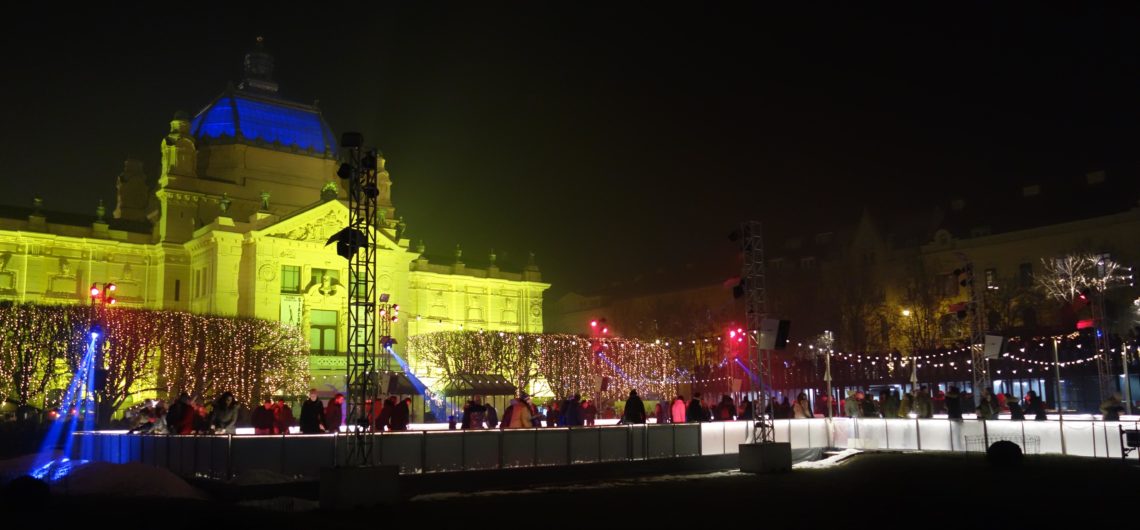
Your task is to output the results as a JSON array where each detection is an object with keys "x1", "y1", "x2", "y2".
[{"x1": 549, "y1": 172, "x2": 1140, "y2": 408}]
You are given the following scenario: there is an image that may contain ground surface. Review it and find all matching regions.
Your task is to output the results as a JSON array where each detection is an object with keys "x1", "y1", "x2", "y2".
[{"x1": 4, "y1": 452, "x2": 1136, "y2": 526}]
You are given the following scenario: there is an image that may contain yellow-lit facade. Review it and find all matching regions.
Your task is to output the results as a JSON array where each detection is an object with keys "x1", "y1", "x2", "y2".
[{"x1": 0, "y1": 51, "x2": 549, "y2": 406}]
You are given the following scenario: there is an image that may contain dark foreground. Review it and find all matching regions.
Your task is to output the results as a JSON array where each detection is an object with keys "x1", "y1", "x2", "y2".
[{"x1": 6, "y1": 452, "x2": 1137, "y2": 527}]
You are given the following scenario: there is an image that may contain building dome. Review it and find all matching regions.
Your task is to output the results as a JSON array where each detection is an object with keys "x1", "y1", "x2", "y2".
[{"x1": 190, "y1": 88, "x2": 337, "y2": 156}]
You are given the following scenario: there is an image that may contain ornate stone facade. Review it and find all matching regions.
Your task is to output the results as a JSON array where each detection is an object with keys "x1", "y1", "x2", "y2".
[{"x1": 0, "y1": 45, "x2": 549, "y2": 401}]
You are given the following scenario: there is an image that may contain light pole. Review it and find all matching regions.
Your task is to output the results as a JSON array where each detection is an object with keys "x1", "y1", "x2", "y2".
[{"x1": 88, "y1": 282, "x2": 116, "y2": 428}]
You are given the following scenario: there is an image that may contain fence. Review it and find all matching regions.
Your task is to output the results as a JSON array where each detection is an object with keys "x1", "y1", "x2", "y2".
[{"x1": 70, "y1": 418, "x2": 1140, "y2": 480}]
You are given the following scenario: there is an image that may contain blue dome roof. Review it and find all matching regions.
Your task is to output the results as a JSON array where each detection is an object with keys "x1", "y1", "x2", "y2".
[{"x1": 191, "y1": 90, "x2": 337, "y2": 155}]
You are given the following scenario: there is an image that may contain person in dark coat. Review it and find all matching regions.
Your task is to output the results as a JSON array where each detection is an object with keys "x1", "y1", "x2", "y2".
[
  {"x1": 562, "y1": 394, "x2": 584, "y2": 426},
  {"x1": 582, "y1": 399, "x2": 598, "y2": 426},
  {"x1": 485, "y1": 401, "x2": 499, "y2": 429},
  {"x1": 1006, "y1": 394, "x2": 1025, "y2": 420},
  {"x1": 166, "y1": 393, "x2": 195, "y2": 435},
  {"x1": 252, "y1": 399, "x2": 276, "y2": 435},
  {"x1": 299, "y1": 389, "x2": 326, "y2": 433},
  {"x1": 945, "y1": 386, "x2": 963, "y2": 420},
  {"x1": 622, "y1": 390, "x2": 647, "y2": 424},
  {"x1": 1023, "y1": 390, "x2": 1047, "y2": 421},
  {"x1": 687, "y1": 393, "x2": 706, "y2": 423},
  {"x1": 715, "y1": 395, "x2": 736, "y2": 421},
  {"x1": 377, "y1": 396, "x2": 397, "y2": 431},
  {"x1": 390, "y1": 398, "x2": 411, "y2": 431},
  {"x1": 324, "y1": 393, "x2": 344, "y2": 432},
  {"x1": 739, "y1": 397, "x2": 754, "y2": 420}
]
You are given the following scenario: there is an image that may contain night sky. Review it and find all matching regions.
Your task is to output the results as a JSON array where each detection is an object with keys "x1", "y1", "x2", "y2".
[{"x1": 3, "y1": 4, "x2": 1139, "y2": 297}]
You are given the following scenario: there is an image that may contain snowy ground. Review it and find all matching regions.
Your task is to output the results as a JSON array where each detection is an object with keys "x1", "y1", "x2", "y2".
[{"x1": 0, "y1": 453, "x2": 207, "y2": 500}]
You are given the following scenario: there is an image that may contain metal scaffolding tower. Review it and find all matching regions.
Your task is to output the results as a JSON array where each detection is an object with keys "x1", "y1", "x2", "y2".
[
  {"x1": 739, "y1": 221, "x2": 773, "y2": 444},
  {"x1": 967, "y1": 263, "x2": 990, "y2": 406},
  {"x1": 333, "y1": 132, "x2": 380, "y2": 466}
]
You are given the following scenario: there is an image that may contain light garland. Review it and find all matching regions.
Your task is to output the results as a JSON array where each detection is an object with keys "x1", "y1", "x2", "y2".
[{"x1": 0, "y1": 303, "x2": 308, "y2": 416}]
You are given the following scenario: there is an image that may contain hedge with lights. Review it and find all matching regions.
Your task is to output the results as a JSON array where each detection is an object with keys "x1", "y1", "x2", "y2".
[{"x1": 0, "y1": 303, "x2": 308, "y2": 417}]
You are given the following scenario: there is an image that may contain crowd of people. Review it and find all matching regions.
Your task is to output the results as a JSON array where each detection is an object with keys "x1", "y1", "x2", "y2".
[
  {"x1": 126, "y1": 391, "x2": 245, "y2": 435},
  {"x1": 109, "y1": 385, "x2": 1139, "y2": 436}
]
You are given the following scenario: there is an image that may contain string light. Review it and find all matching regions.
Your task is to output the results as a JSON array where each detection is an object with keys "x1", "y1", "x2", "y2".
[{"x1": 0, "y1": 303, "x2": 308, "y2": 413}]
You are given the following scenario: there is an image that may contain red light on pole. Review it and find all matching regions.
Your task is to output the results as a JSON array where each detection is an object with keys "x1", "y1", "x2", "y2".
[
  {"x1": 590, "y1": 320, "x2": 598, "y2": 328},
  {"x1": 90, "y1": 283, "x2": 101, "y2": 298}
]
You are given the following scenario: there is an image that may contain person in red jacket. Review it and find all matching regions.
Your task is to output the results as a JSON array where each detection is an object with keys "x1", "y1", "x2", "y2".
[
  {"x1": 273, "y1": 397, "x2": 294, "y2": 434},
  {"x1": 252, "y1": 399, "x2": 275, "y2": 435},
  {"x1": 324, "y1": 393, "x2": 345, "y2": 432}
]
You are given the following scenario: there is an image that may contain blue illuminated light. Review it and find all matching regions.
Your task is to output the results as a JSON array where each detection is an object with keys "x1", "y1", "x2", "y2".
[{"x1": 191, "y1": 94, "x2": 335, "y2": 153}]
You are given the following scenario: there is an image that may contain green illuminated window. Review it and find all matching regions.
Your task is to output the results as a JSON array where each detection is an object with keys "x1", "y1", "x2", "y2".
[
  {"x1": 310, "y1": 309, "x2": 338, "y2": 354},
  {"x1": 281, "y1": 265, "x2": 301, "y2": 293}
]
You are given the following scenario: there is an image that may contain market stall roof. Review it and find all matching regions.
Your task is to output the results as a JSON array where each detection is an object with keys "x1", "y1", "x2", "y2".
[{"x1": 441, "y1": 373, "x2": 517, "y2": 396}]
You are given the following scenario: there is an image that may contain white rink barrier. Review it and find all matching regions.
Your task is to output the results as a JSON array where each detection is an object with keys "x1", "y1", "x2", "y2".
[{"x1": 71, "y1": 417, "x2": 1139, "y2": 479}]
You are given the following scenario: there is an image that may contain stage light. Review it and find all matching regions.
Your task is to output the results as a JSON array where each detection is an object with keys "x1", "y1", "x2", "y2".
[
  {"x1": 90, "y1": 284, "x2": 100, "y2": 298},
  {"x1": 337, "y1": 163, "x2": 353, "y2": 180}
]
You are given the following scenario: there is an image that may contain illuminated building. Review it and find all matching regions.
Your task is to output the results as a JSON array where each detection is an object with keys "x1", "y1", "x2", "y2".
[{"x1": 0, "y1": 41, "x2": 549, "y2": 404}]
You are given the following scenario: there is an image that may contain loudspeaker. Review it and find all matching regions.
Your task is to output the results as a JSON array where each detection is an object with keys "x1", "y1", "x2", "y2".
[
  {"x1": 599, "y1": 376, "x2": 610, "y2": 392},
  {"x1": 758, "y1": 319, "x2": 791, "y2": 350},
  {"x1": 983, "y1": 335, "x2": 1005, "y2": 359},
  {"x1": 386, "y1": 373, "x2": 400, "y2": 395}
]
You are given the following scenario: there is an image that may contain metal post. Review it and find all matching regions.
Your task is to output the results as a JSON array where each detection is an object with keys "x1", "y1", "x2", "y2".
[
  {"x1": 1123, "y1": 345, "x2": 1133, "y2": 415},
  {"x1": 915, "y1": 418, "x2": 921, "y2": 451},
  {"x1": 226, "y1": 434, "x2": 233, "y2": 480},
  {"x1": 824, "y1": 352, "x2": 833, "y2": 419},
  {"x1": 1053, "y1": 338, "x2": 1067, "y2": 455}
]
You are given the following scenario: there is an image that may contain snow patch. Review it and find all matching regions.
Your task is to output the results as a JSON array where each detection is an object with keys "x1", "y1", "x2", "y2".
[
  {"x1": 59, "y1": 462, "x2": 208, "y2": 499},
  {"x1": 793, "y1": 449, "x2": 861, "y2": 469}
]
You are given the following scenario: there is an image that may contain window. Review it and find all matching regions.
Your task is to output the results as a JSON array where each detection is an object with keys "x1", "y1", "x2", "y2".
[
  {"x1": 800, "y1": 257, "x2": 816, "y2": 269},
  {"x1": 281, "y1": 265, "x2": 301, "y2": 293},
  {"x1": 985, "y1": 268, "x2": 997, "y2": 289},
  {"x1": 942, "y1": 274, "x2": 959, "y2": 297},
  {"x1": 768, "y1": 258, "x2": 785, "y2": 270},
  {"x1": 174, "y1": 279, "x2": 180, "y2": 301},
  {"x1": 1019, "y1": 263, "x2": 1033, "y2": 287},
  {"x1": 310, "y1": 310, "x2": 338, "y2": 354}
]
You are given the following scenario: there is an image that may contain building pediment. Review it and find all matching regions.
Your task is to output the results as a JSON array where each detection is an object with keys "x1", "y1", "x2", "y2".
[
  {"x1": 266, "y1": 204, "x2": 346, "y2": 243},
  {"x1": 259, "y1": 200, "x2": 399, "y2": 249}
]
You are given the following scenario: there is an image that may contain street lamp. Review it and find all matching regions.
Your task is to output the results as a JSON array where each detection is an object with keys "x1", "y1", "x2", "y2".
[{"x1": 87, "y1": 282, "x2": 116, "y2": 429}]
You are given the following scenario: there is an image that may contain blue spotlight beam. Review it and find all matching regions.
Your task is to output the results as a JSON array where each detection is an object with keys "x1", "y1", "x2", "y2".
[
  {"x1": 386, "y1": 346, "x2": 458, "y2": 421},
  {"x1": 31, "y1": 331, "x2": 99, "y2": 477}
]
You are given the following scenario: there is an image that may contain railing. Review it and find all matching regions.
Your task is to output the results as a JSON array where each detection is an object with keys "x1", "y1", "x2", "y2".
[{"x1": 70, "y1": 417, "x2": 1140, "y2": 480}]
